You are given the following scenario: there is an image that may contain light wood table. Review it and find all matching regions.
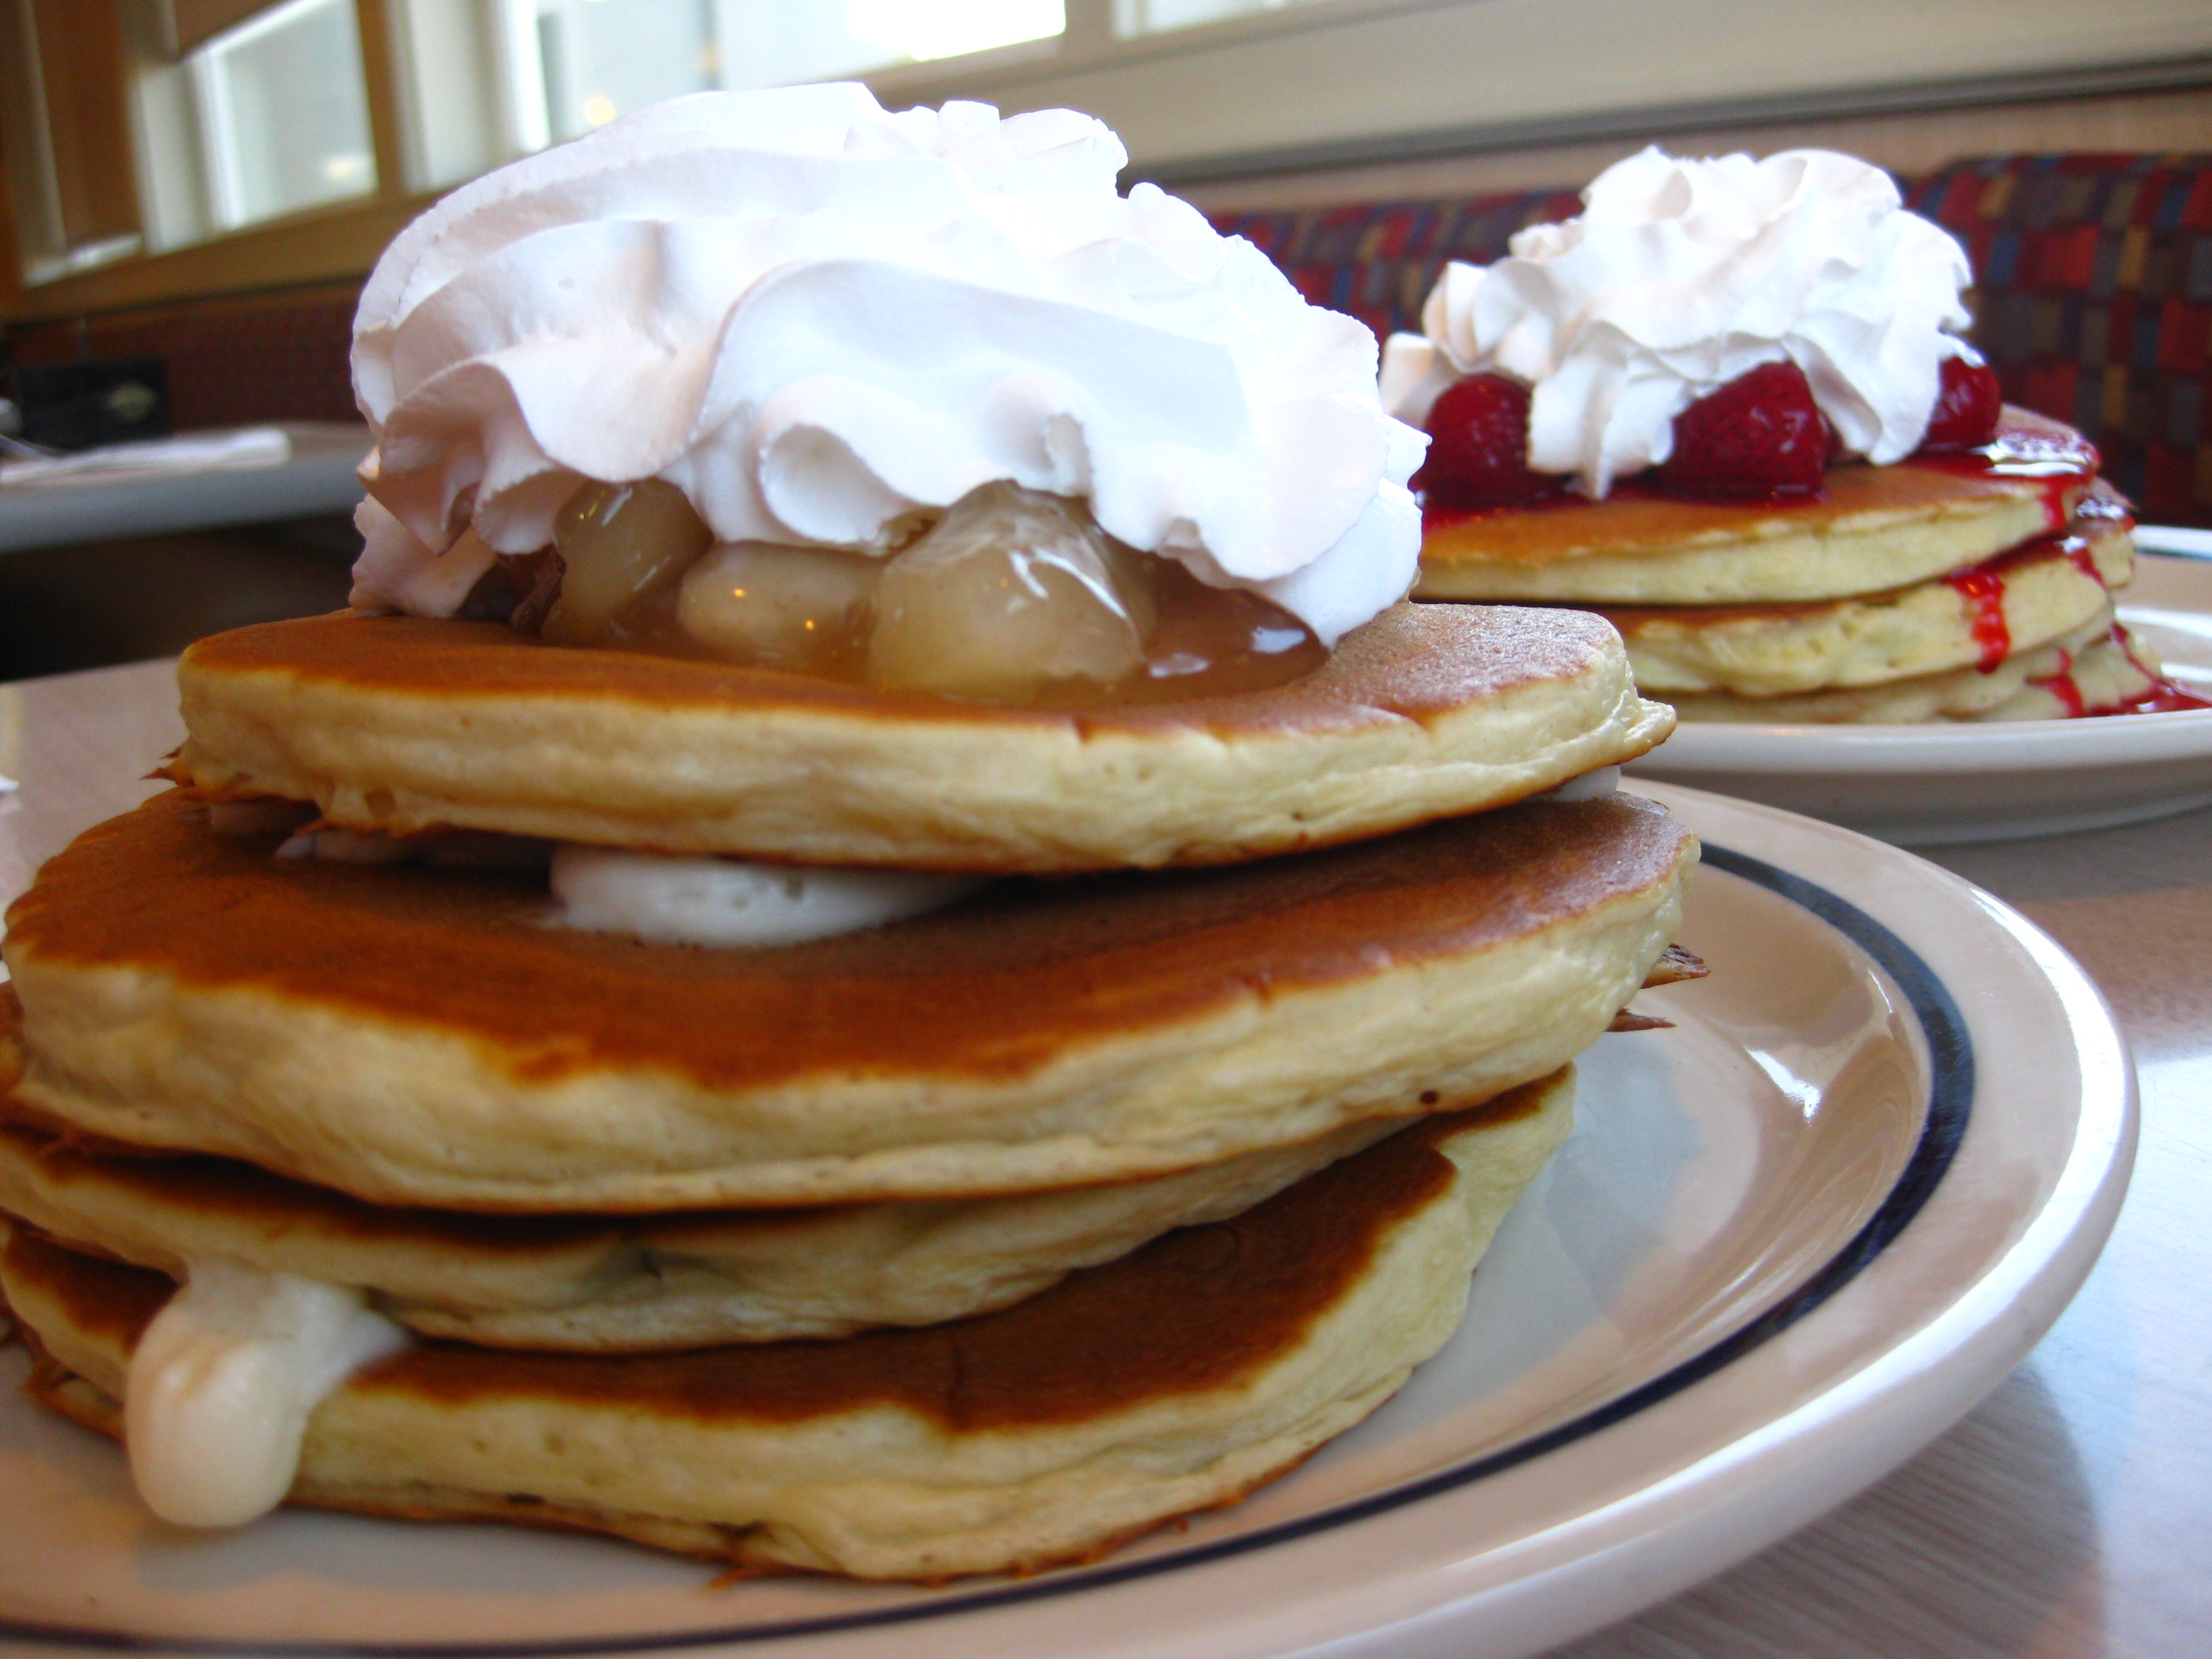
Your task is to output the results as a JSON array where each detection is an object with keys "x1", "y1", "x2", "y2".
[{"x1": 2, "y1": 658, "x2": 2207, "y2": 1658}]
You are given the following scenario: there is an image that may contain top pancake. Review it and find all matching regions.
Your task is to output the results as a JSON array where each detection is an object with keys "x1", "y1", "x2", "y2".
[
  {"x1": 170, "y1": 602, "x2": 1672, "y2": 871},
  {"x1": 1415, "y1": 412, "x2": 2094, "y2": 606}
]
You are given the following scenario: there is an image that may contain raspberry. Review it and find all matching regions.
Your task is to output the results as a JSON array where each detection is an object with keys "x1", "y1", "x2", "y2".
[
  {"x1": 1655, "y1": 361, "x2": 1828, "y2": 500},
  {"x1": 1415, "y1": 374, "x2": 1564, "y2": 507},
  {"x1": 1920, "y1": 356, "x2": 2003, "y2": 449}
]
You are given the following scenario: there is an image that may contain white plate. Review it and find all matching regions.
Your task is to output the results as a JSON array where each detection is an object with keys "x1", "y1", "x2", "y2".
[
  {"x1": 1627, "y1": 537, "x2": 2212, "y2": 844},
  {"x1": 0, "y1": 786, "x2": 2133, "y2": 1659}
]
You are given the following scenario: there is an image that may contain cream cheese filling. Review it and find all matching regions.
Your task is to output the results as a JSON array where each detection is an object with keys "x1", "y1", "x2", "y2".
[
  {"x1": 549, "y1": 847, "x2": 982, "y2": 948},
  {"x1": 125, "y1": 1258, "x2": 406, "y2": 1527},
  {"x1": 226, "y1": 814, "x2": 982, "y2": 948},
  {"x1": 1542, "y1": 765, "x2": 1621, "y2": 803}
]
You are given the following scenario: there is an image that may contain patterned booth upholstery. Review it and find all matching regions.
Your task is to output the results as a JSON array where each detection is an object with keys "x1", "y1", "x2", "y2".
[{"x1": 1212, "y1": 153, "x2": 2212, "y2": 527}]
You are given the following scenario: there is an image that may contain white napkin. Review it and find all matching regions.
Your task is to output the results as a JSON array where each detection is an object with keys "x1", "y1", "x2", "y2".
[{"x1": 0, "y1": 426, "x2": 291, "y2": 487}]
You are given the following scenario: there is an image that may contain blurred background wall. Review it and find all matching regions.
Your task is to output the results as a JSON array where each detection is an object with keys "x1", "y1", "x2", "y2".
[{"x1": 2, "y1": 0, "x2": 2208, "y2": 679}]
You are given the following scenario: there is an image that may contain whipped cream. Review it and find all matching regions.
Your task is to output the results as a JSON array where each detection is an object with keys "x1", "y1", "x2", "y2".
[
  {"x1": 350, "y1": 83, "x2": 1422, "y2": 645},
  {"x1": 1378, "y1": 148, "x2": 1977, "y2": 496},
  {"x1": 551, "y1": 845, "x2": 980, "y2": 947},
  {"x1": 126, "y1": 1258, "x2": 406, "y2": 1528}
]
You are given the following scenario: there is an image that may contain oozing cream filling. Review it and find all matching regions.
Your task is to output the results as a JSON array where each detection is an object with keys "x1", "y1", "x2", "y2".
[
  {"x1": 227, "y1": 812, "x2": 981, "y2": 948},
  {"x1": 1543, "y1": 765, "x2": 1621, "y2": 803},
  {"x1": 551, "y1": 846, "x2": 982, "y2": 947},
  {"x1": 125, "y1": 1258, "x2": 407, "y2": 1528}
]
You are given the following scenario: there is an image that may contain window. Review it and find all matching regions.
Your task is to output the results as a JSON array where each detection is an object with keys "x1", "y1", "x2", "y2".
[
  {"x1": 190, "y1": 0, "x2": 379, "y2": 231},
  {"x1": 5, "y1": 0, "x2": 2207, "y2": 315},
  {"x1": 381, "y1": 1, "x2": 1070, "y2": 196},
  {"x1": 1115, "y1": 0, "x2": 1326, "y2": 35}
]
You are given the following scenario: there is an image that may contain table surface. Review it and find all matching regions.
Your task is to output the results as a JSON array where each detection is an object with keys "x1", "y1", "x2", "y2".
[{"x1": 1, "y1": 657, "x2": 2207, "y2": 1659}]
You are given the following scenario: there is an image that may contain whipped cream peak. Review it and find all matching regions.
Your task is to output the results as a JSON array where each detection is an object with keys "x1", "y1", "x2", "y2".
[
  {"x1": 1379, "y1": 147, "x2": 1976, "y2": 496},
  {"x1": 350, "y1": 84, "x2": 1419, "y2": 645}
]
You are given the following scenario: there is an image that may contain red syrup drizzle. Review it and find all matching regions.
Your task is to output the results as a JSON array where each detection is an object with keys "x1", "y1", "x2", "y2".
[
  {"x1": 1419, "y1": 474, "x2": 1816, "y2": 536},
  {"x1": 1903, "y1": 412, "x2": 2100, "y2": 533},
  {"x1": 2023, "y1": 627, "x2": 2212, "y2": 717},
  {"x1": 1944, "y1": 567, "x2": 2012, "y2": 672},
  {"x1": 2104, "y1": 626, "x2": 2212, "y2": 714},
  {"x1": 1936, "y1": 507, "x2": 2123, "y2": 676},
  {"x1": 2027, "y1": 646, "x2": 2088, "y2": 716}
]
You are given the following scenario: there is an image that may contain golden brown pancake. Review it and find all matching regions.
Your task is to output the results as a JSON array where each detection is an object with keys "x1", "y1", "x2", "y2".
[
  {"x1": 169, "y1": 602, "x2": 1673, "y2": 871},
  {"x1": 1597, "y1": 496, "x2": 2133, "y2": 698},
  {"x1": 1664, "y1": 612, "x2": 2156, "y2": 723},
  {"x1": 1, "y1": 1075, "x2": 1571, "y2": 1581},
  {"x1": 0, "y1": 1090, "x2": 1408, "y2": 1349},
  {"x1": 1414, "y1": 411, "x2": 2091, "y2": 606},
  {"x1": 2, "y1": 790, "x2": 1694, "y2": 1209}
]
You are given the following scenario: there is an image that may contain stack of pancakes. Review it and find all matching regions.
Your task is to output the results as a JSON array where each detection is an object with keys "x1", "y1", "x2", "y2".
[
  {"x1": 1416, "y1": 411, "x2": 2159, "y2": 723},
  {"x1": 0, "y1": 600, "x2": 1695, "y2": 1580}
]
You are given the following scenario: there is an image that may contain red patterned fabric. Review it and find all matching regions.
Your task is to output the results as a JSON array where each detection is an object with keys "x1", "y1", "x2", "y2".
[
  {"x1": 1214, "y1": 154, "x2": 2212, "y2": 527},
  {"x1": 1903, "y1": 154, "x2": 2212, "y2": 528},
  {"x1": 1213, "y1": 189, "x2": 1582, "y2": 342}
]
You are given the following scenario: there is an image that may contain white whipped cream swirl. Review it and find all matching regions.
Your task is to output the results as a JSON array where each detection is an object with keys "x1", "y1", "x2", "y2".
[
  {"x1": 350, "y1": 83, "x2": 1422, "y2": 645},
  {"x1": 1378, "y1": 148, "x2": 1978, "y2": 496}
]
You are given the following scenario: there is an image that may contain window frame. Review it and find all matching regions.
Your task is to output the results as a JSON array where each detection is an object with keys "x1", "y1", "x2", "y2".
[{"x1": 5, "y1": 0, "x2": 2210, "y2": 324}]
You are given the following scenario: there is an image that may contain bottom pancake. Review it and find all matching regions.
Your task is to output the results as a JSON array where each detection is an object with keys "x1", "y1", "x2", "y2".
[
  {"x1": 0, "y1": 1098, "x2": 1410, "y2": 1350},
  {"x1": 2, "y1": 1071, "x2": 1571, "y2": 1581},
  {"x1": 1599, "y1": 496, "x2": 2133, "y2": 699},
  {"x1": 1661, "y1": 614, "x2": 2159, "y2": 723}
]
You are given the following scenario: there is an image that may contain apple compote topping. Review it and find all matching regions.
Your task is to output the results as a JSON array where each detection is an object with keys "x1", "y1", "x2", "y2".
[
  {"x1": 676, "y1": 541, "x2": 879, "y2": 676},
  {"x1": 517, "y1": 478, "x2": 1328, "y2": 708},
  {"x1": 543, "y1": 479, "x2": 713, "y2": 646}
]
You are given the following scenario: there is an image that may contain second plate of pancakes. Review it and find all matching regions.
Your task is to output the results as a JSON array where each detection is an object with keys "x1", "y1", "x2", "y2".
[
  {"x1": 0, "y1": 782, "x2": 2133, "y2": 1659},
  {"x1": 1628, "y1": 544, "x2": 2212, "y2": 844}
]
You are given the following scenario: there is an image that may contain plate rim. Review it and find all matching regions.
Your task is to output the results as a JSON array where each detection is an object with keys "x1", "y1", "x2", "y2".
[{"x1": 0, "y1": 786, "x2": 2135, "y2": 1659}]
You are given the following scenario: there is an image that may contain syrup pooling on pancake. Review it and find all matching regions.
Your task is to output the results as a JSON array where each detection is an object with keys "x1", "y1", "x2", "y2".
[{"x1": 494, "y1": 475, "x2": 1331, "y2": 709}]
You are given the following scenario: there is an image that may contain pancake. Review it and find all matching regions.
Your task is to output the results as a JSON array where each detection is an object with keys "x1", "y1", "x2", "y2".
[
  {"x1": 0, "y1": 1075, "x2": 1570, "y2": 1581},
  {"x1": 168, "y1": 603, "x2": 1673, "y2": 871},
  {"x1": 2, "y1": 790, "x2": 1694, "y2": 1209},
  {"x1": 1664, "y1": 613, "x2": 2155, "y2": 723},
  {"x1": 1412, "y1": 412, "x2": 2091, "y2": 606},
  {"x1": 1600, "y1": 494, "x2": 2133, "y2": 698},
  {"x1": 0, "y1": 1093, "x2": 1412, "y2": 1349}
]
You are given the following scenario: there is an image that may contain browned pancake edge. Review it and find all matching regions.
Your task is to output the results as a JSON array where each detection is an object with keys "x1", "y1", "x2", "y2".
[
  {"x1": 5, "y1": 791, "x2": 1691, "y2": 1093},
  {"x1": 2, "y1": 1085, "x2": 1525, "y2": 1430}
]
